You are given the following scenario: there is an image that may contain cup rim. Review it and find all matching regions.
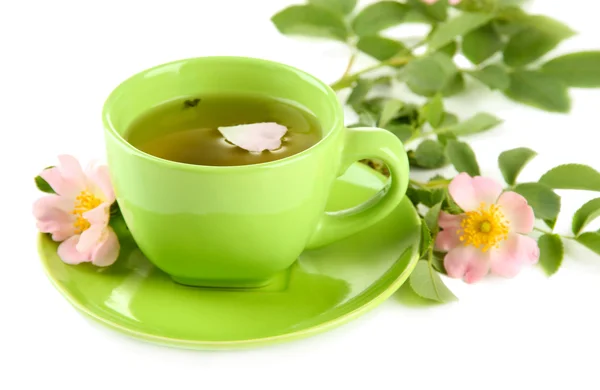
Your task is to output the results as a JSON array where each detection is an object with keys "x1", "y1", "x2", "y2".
[{"x1": 102, "y1": 56, "x2": 344, "y2": 172}]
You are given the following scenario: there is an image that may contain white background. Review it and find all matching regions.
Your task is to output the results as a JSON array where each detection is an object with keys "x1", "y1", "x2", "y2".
[{"x1": 2, "y1": 0, "x2": 600, "y2": 389}]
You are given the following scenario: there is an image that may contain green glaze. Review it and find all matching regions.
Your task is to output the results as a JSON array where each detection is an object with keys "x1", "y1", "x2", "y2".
[
  {"x1": 39, "y1": 163, "x2": 420, "y2": 350},
  {"x1": 102, "y1": 56, "x2": 409, "y2": 287}
]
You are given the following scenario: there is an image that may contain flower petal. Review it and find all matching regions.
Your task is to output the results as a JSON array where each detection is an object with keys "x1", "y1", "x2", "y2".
[
  {"x1": 85, "y1": 162, "x2": 115, "y2": 203},
  {"x1": 40, "y1": 167, "x2": 81, "y2": 198},
  {"x1": 37, "y1": 221, "x2": 75, "y2": 242},
  {"x1": 57, "y1": 235, "x2": 90, "y2": 264},
  {"x1": 497, "y1": 191, "x2": 535, "y2": 234},
  {"x1": 435, "y1": 228, "x2": 462, "y2": 251},
  {"x1": 83, "y1": 202, "x2": 111, "y2": 226},
  {"x1": 472, "y1": 176, "x2": 503, "y2": 204},
  {"x1": 448, "y1": 173, "x2": 503, "y2": 211},
  {"x1": 33, "y1": 196, "x2": 76, "y2": 241},
  {"x1": 438, "y1": 211, "x2": 462, "y2": 229},
  {"x1": 91, "y1": 228, "x2": 120, "y2": 267},
  {"x1": 39, "y1": 155, "x2": 87, "y2": 197},
  {"x1": 76, "y1": 224, "x2": 106, "y2": 253},
  {"x1": 490, "y1": 234, "x2": 540, "y2": 277},
  {"x1": 218, "y1": 122, "x2": 287, "y2": 152},
  {"x1": 33, "y1": 195, "x2": 72, "y2": 218},
  {"x1": 57, "y1": 155, "x2": 86, "y2": 189},
  {"x1": 444, "y1": 245, "x2": 490, "y2": 284}
]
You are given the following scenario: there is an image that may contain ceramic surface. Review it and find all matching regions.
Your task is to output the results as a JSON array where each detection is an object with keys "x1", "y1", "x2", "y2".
[
  {"x1": 102, "y1": 56, "x2": 409, "y2": 287},
  {"x1": 39, "y1": 163, "x2": 420, "y2": 350}
]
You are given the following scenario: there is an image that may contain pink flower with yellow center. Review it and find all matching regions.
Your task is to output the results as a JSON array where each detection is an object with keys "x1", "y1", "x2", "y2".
[
  {"x1": 33, "y1": 155, "x2": 120, "y2": 266},
  {"x1": 436, "y1": 173, "x2": 539, "y2": 283}
]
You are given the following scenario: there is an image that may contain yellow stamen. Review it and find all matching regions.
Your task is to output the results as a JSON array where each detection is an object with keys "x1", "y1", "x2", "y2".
[
  {"x1": 71, "y1": 191, "x2": 102, "y2": 233},
  {"x1": 458, "y1": 203, "x2": 509, "y2": 252}
]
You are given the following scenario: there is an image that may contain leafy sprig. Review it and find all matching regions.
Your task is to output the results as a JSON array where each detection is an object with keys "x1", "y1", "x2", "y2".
[{"x1": 271, "y1": 0, "x2": 600, "y2": 303}]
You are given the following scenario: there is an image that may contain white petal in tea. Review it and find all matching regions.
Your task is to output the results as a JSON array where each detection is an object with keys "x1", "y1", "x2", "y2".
[{"x1": 217, "y1": 123, "x2": 288, "y2": 152}]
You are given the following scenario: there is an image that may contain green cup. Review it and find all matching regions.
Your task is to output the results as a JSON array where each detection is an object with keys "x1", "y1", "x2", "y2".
[{"x1": 102, "y1": 57, "x2": 409, "y2": 288}]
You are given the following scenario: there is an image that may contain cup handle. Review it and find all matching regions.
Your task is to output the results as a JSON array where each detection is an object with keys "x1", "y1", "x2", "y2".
[{"x1": 306, "y1": 127, "x2": 409, "y2": 249}]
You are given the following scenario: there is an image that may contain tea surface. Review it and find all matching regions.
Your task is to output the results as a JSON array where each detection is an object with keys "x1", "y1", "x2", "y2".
[{"x1": 125, "y1": 94, "x2": 322, "y2": 166}]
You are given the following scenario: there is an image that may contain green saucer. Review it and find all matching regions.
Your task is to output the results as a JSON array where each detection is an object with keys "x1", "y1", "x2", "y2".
[{"x1": 38, "y1": 163, "x2": 421, "y2": 350}]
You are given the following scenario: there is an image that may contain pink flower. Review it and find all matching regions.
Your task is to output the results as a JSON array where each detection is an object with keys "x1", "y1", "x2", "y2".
[
  {"x1": 423, "y1": 0, "x2": 461, "y2": 5},
  {"x1": 33, "y1": 155, "x2": 120, "y2": 266},
  {"x1": 218, "y1": 122, "x2": 287, "y2": 152},
  {"x1": 435, "y1": 173, "x2": 539, "y2": 283}
]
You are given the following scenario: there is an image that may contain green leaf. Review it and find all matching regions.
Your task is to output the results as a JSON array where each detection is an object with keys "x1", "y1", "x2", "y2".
[
  {"x1": 415, "y1": 140, "x2": 448, "y2": 169},
  {"x1": 416, "y1": 188, "x2": 446, "y2": 208},
  {"x1": 419, "y1": 221, "x2": 432, "y2": 257},
  {"x1": 442, "y1": 188, "x2": 463, "y2": 215},
  {"x1": 407, "y1": 187, "x2": 421, "y2": 206},
  {"x1": 429, "y1": 174, "x2": 447, "y2": 182},
  {"x1": 352, "y1": 1, "x2": 408, "y2": 36},
  {"x1": 467, "y1": 65, "x2": 509, "y2": 90},
  {"x1": 35, "y1": 175, "x2": 55, "y2": 194},
  {"x1": 372, "y1": 75, "x2": 393, "y2": 87},
  {"x1": 384, "y1": 123, "x2": 413, "y2": 142},
  {"x1": 360, "y1": 97, "x2": 386, "y2": 116},
  {"x1": 437, "y1": 132, "x2": 457, "y2": 147},
  {"x1": 356, "y1": 36, "x2": 408, "y2": 61},
  {"x1": 357, "y1": 111, "x2": 378, "y2": 127},
  {"x1": 504, "y1": 70, "x2": 571, "y2": 113},
  {"x1": 538, "y1": 234, "x2": 564, "y2": 276},
  {"x1": 422, "y1": 94, "x2": 444, "y2": 128},
  {"x1": 441, "y1": 73, "x2": 466, "y2": 97},
  {"x1": 373, "y1": 100, "x2": 420, "y2": 127},
  {"x1": 503, "y1": 15, "x2": 576, "y2": 67},
  {"x1": 493, "y1": 7, "x2": 529, "y2": 36},
  {"x1": 440, "y1": 112, "x2": 459, "y2": 127},
  {"x1": 109, "y1": 213, "x2": 130, "y2": 239},
  {"x1": 513, "y1": 183, "x2": 561, "y2": 220},
  {"x1": 431, "y1": 252, "x2": 447, "y2": 275},
  {"x1": 541, "y1": 51, "x2": 600, "y2": 88},
  {"x1": 272, "y1": 5, "x2": 349, "y2": 41},
  {"x1": 403, "y1": 53, "x2": 457, "y2": 97},
  {"x1": 379, "y1": 99, "x2": 404, "y2": 127},
  {"x1": 308, "y1": 0, "x2": 357, "y2": 15},
  {"x1": 407, "y1": 0, "x2": 448, "y2": 22},
  {"x1": 576, "y1": 232, "x2": 600, "y2": 255},
  {"x1": 427, "y1": 12, "x2": 493, "y2": 52},
  {"x1": 572, "y1": 198, "x2": 600, "y2": 236},
  {"x1": 425, "y1": 202, "x2": 442, "y2": 234},
  {"x1": 456, "y1": 0, "x2": 499, "y2": 12},
  {"x1": 409, "y1": 260, "x2": 457, "y2": 303},
  {"x1": 438, "y1": 41, "x2": 457, "y2": 58},
  {"x1": 544, "y1": 218, "x2": 557, "y2": 230},
  {"x1": 462, "y1": 23, "x2": 504, "y2": 64},
  {"x1": 498, "y1": 0, "x2": 528, "y2": 6},
  {"x1": 446, "y1": 140, "x2": 480, "y2": 176},
  {"x1": 347, "y1": 78, "x2": 373, "y2": 110},
  {"x1": 498, "y1": 147, "x2": 537, "y2": 185},
  {"x1": 109, "y1": 201, "x2": 121, "y2": 216},
  {"x1": 540, "y1": 164, "x2": 600, "y2": 191},
  {"x1": 442, "y1": 112, "x2": 502, "y2": 137}
]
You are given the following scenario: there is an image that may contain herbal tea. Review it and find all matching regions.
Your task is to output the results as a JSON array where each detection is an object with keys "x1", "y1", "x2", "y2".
[{"x1": 125, "y1": 94, "x2": 322, "y2": 166}]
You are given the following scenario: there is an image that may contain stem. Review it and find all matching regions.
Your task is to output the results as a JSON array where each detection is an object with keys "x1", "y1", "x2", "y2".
[
  {"x1": 533, "y1": 227, "x2": 551, "y2": 234},
  {"x1": 341, "y1": 52, "x2": 357, "y2": 79},
  {"x1": 410, "y1": 178, "x2": 451, "y2": 189},
  {"x1": 427, "y1": 245, "x2": 441, "y2": 299},
  {"x1": 330, "y1": 56, "x2": 412, "y2": 91},
  {"x1": 405, "y1": 127, "x2": 450, "y2": 145},
  {"x1": 533, "y1": 226, "x2": 576, "y2": 240}
]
